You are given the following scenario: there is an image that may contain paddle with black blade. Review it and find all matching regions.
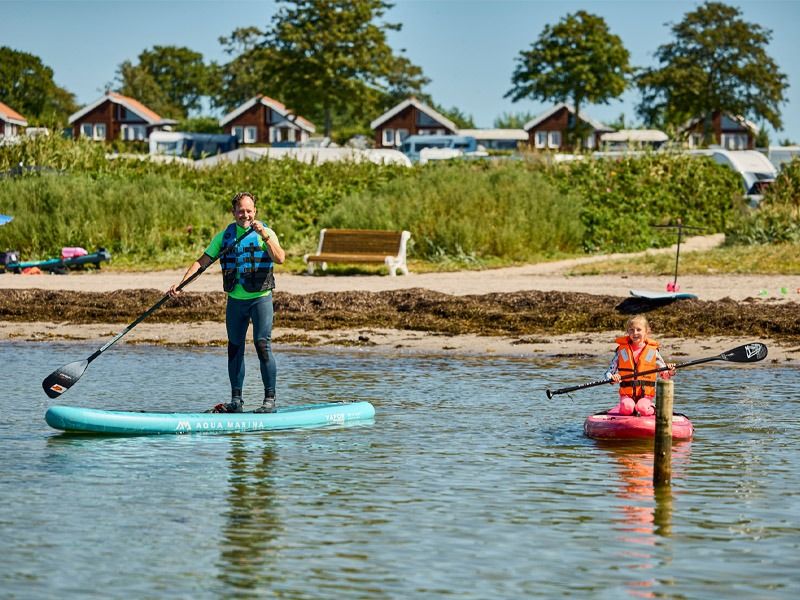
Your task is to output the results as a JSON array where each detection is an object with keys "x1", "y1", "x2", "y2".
[
  {"x1": 42, "y1": 226, "x2": 255, "y2": 399},
  {"x1": 545, "y1": 342, "x2": 768, "y2": 399}
]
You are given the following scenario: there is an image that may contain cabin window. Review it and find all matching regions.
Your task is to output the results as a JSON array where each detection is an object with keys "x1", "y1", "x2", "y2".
[
  {"x1": 81, "y1": 123, "x2": 93, "y2": 138},
  {"x1": 535, "y1": 131, "x2": 547, "y2": 148},
  {"x1": 121, "y1": 124, "x2": 146, "y2": 140},
  {"x1": 94, "y1": 123, "x2": 106, "y2": 140},
  {"x1": 244, "y1": 126, "x2": 257, "y2": 144},
  {"x1": 396, "y1": 129, "x2": 409, "y2": 146},
  {"x1": 548, "y1": 131, "x2": 561, "y2": 148},
  {"x1": 417, "y1": 112, "x2": 439, "y2": 127},
  {"x1": 721, "y1": 133, "x2": 748, "y2": 150},
  {"x1": 720, "y1": 115, "x2": 747, "y2": 130},
  {"x1": 382, "y1": 128, "x2": 395, "y2": 147},
  {"x1": 232, "y1": 126, "x2": 244, "y2": 143}
]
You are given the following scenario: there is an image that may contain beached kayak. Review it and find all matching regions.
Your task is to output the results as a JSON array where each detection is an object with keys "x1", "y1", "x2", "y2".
[
  {"x1": 45, "y1": 401, "x2": 375, "y2": 435},
  {"x1": 584, "y1": 411, "x2": 694, "y2": 441}
]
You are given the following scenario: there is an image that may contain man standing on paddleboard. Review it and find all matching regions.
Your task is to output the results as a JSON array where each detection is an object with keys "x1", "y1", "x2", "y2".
[{"x1": 169, "y1": 192, "x2": 286, "y2": 413}]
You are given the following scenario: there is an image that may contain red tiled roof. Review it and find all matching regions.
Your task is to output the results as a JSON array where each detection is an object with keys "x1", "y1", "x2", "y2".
[
  {"x1": 258, "y1": 94, "x2": 287, "y2": 111},
  {"x1": 219, "y1": 94, "x2": 315, "y2": 132},
  {"x1": 108, "y1": 92, "x2": 163, "y2": 122},
  {"x1": 257, "y1": 94, "x2": 314, "y2": 128},
  {"x1": 0, "y1": 101, "x2": 27, "y2": 124},
  {"x1": 370, "y1": 97, "x2": 456, "y2": 132}
]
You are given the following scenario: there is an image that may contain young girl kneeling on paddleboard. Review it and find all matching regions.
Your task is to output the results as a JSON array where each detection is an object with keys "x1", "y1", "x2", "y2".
[{"x1": 605, "y1": 315, "x2": 676, "y2": 417}]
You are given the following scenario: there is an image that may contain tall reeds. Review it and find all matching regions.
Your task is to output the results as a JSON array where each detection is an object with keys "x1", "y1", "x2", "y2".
[
  {"x1": 0, "y1": 134, "x2": 755, "y2": 269},
  {"x1": 323, "y1": 161, "x2": 585, "y2": 263}
]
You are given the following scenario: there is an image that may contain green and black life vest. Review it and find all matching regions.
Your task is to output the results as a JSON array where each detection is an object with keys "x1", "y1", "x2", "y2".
[{"x1": 220, "y1": 222, "x2": 275, "y2": 293}]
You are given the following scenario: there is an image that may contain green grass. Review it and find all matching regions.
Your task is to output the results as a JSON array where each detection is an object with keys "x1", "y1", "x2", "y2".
[{"x1": 567, "y1": 242, "x2": 800, "y2": 276}]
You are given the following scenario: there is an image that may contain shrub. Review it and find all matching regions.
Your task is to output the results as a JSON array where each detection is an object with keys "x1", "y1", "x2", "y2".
[
  {"x1": 725, "y1": 157, "x2": 800, "y2": 245},
  {"x1": 543, "y1": 152, "x2": 744, "y2": 252},
  {"x1": 322, "y1": 160, "x2": 585, "y2": 262}
]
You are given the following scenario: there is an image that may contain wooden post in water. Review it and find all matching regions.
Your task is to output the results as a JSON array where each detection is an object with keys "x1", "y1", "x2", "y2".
[{"x1": 653, "y1": 378, "x2": 674, "y2": 486}]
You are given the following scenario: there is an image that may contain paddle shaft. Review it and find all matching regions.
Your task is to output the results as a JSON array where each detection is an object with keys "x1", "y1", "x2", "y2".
[
  {"x1": 652, "y1": 221, "x2": 704, "y2": 287},
  {"x1": 546, "y1": 355, "x2": 721, "y2": 398},
  {"x1": 85, "y1": 226, "x2": 254, "y2": 364}
]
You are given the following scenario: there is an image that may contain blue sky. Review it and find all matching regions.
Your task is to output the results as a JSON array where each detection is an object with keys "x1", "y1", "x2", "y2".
[{"x1": 4, "y1": 0, "x2": 799, "y2": 142}]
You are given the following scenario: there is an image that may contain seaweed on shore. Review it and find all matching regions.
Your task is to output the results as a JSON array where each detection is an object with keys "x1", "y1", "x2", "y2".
[{"x1": 1, "y1": 288, "x2": 798, "y2": 340}]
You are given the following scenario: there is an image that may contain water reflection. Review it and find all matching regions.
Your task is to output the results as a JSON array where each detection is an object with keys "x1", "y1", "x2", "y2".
[
  {"x1": 4, "y1": 344, "x2": 798, "y2": 598},
  {"x1": 217, "y1": 436, "x2": 282, "y2": 593},
  {"x1": 594, "y1": 441, "x2": 691, "y2": 598}
]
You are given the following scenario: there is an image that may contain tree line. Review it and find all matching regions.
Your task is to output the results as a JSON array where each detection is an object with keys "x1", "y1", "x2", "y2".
[{"x1": 0, "y1": 0, "x2": 788, "y2": 144}]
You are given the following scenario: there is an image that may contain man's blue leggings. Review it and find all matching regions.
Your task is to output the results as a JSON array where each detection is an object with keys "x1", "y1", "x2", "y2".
[{"x1": 225, "y1": 294, "x2": 276, "y2": 397}]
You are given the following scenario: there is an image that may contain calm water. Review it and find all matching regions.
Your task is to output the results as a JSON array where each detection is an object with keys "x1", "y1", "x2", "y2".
[{"x1": 1, "y1": 341, "x2": 798, "y2": 599}]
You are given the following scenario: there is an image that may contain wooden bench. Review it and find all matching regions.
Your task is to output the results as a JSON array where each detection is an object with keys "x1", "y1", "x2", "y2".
[{"x1": 303, "y1": 229, "x2": 411, "y2": 276}]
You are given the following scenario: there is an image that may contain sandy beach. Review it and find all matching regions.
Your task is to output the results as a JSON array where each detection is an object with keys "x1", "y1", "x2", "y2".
[
  {"x1": 2, "y1": 234, "x2": 798, "y2": 302},
  {"x1": 2, "y1": 234, "x2": 798, "y2": 364}
]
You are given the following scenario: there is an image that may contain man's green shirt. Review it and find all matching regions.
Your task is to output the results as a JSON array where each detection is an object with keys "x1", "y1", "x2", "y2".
[{"x1": 205, "y1": 224, "x2": 277, "y2": 300}]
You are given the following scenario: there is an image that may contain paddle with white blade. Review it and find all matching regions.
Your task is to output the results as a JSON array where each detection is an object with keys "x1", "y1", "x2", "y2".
[
  {"x1": 42, "y1": 226, "x2": 255, "y2": 399},
  {"x1": 545, "y1": 342, "x2": 768, "y2": 399}
]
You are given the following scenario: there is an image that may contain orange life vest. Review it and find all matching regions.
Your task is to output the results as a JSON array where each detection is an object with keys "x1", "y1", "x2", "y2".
[{"x1": 615, "y1": 336, "x2": 660, "y2": 399}]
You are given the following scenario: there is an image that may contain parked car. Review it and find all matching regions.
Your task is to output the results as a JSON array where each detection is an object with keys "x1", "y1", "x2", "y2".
[
  {"x1": 400, "y1": 134, "x2": 482, "y2": 163},
  {"x1": 149, "y1": 131, "x2": 238, "y2": 159}
]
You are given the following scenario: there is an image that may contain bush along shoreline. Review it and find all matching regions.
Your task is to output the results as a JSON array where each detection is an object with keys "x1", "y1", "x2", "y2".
[{"x1": 2, "y1": 134, "x2": 796, "y2": 270}]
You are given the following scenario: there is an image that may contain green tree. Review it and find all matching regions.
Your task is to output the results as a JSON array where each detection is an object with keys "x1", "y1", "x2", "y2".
[
  {"x1": 116, "y1": 45, "x2": 210, "y2": 118},
  {"x1": 214, "y1": 27, "x2": 274, "y2": 112},
  {"x1": 259, "y1": 0, "x2": 428, "y2": 137},
  {"x1": 378, "y1": 54, "x2": 431, "y2": 109},
  {"x1": 176, "y1": 116, "x2": 222, "y2": 133},
  {"x1": 506, "y1": 10, "x2": 631, "y2": 148},
  {"x1": 607, "y1": 113, "x2": 627, "y2": 131},
  {"x1": 434, "y1": 104, "x2": 475, "y2": 129},
  {"x1": 754, "y1": 126, "x2": 770, "y2": 149},
  {"x1": 0, "y1": 46, "x2": 77, "y2": 124},
  {"x1": 493, "y1": 111, "x2": 536, "y2": 129},
  {"x1": 137, "y1": 46, "x2": 210, "y2": 116},
  {"x1": 115, "y1": 60, "x2": 180, "y2": 119},
  {"x1": 636, "y1": 1, "x2": 788, "y2": 142}
]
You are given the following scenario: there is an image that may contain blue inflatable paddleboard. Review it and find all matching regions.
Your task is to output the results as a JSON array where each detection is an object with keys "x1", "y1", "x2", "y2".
[{"x1": 45, "y1": 401, "x2": 375, "y2": 435}]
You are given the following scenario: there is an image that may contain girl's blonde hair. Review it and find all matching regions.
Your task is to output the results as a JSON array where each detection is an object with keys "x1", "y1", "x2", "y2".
[{"x1": 626, "y1": 314, "x2": 651, "y2": 332}]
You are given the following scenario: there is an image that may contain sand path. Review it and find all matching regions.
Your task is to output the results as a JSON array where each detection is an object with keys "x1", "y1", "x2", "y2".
[{"x1": 2, "y1": 233, "x2": 797, "y2": 301}]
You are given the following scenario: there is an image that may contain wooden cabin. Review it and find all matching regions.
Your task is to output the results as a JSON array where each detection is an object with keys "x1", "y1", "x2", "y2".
[
  {"x1": 679, "y1": 111, "x2": 757, "y2": 150},
  {"x1": 523, "y1": 103, "x2": 612, "y2": 151},
  {"x1": 68, "y1": 92, "x2": 176, "y2": 141},
  {"x1": 0, "y1": 101, "x2": 28, "y2": 140},
  {"x1": 370, "y1": 97, "x2": 458, "y2": 149},
  {"x1": 219, "y1": 95, "x2": 315, "y2": 145}
]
